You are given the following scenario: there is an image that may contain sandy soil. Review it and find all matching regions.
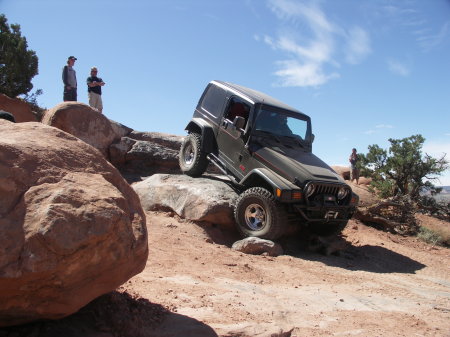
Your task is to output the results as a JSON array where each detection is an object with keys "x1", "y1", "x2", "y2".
[{"x1": 1, "y1": 211, "x2": 449, "y2": 337}]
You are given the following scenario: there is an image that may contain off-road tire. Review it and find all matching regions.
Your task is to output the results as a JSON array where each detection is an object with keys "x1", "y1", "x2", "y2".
[
  {"x1": 234, "y1": 187, "x2": 288, "y2": 240},
  {"x1": 179, "y1": 133, "x2": 208, "y2": 177}
]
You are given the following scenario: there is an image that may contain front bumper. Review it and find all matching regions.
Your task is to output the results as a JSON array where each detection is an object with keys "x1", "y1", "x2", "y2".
[{"x1": 293, "y1": 204, "x2": 357, "y2": 224}]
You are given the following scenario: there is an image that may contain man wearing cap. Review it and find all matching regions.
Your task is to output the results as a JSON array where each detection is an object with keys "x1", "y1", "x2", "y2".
[
  {"x1": 87, "y1": 67, "x2": 105, "y2": 113},
  {"x1": 62, "y1": 56, "x2": 77, "y2": 101}
]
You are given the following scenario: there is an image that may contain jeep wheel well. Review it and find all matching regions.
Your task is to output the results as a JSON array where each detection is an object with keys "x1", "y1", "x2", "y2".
[
  {"x1": 242, "y1": 174, "x2": 274, "y2": 195},
  {"x1": 186, "y1": 122, "x2": 202, "y2": 135},
  {"x1": 185, "y1": 121, "x2": 217, "y2": 153}
]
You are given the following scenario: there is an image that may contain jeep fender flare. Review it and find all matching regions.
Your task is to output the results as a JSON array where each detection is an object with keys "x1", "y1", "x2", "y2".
[
  {"x1": 239, "y1": 168, "x2": 298, "y2": 198},
  {"x1": 184, "y1": 117, "x2": 216, "y2": 153}
]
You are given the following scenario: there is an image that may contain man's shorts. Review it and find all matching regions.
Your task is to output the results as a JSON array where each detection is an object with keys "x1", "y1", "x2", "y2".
[{"x1": 88, "y1": 92, "x2": 103, "y2": 112}]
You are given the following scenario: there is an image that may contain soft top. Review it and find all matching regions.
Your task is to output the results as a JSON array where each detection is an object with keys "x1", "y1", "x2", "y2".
[{"x1": 212, "y1": 80, "x2": 307, "y2": 118}]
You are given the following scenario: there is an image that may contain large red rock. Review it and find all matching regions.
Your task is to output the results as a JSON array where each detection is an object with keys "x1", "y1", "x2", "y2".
[
  {"x1": 41, "y1": 102, "x2": 116, "y2": 158},
  {"x1": 332, "y1": 165, "x2": 351, "y2": 180},
  {"x1": 0, "y1": 121, "x2": 148, "y2": 327},
  {"x1": 0, "y1": 94, "x2": 37, "y2": 122}
]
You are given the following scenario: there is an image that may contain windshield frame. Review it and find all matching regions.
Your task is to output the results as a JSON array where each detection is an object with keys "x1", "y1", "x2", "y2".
[{"x1": 250, "y1": 104, "x2": 313, "y2": 145}]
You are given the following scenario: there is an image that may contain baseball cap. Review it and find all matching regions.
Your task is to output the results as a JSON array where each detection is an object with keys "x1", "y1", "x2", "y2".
[{"x1": 68, "y1": 56, "x2": 77, "y2": 60}]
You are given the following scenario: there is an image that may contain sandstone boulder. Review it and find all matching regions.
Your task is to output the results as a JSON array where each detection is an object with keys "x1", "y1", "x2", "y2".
[
  {"x1": 332, "y1": 165, "x2": 371, "y2": 186},
  {"x1": 133, "y1": 174, "x2": 237, "y2": 228},
  {"x1": 0, "y1": 94, "x2": 37, "y2": 123},
  {"x1": 232, "y1": 237, "x2": 284, "y2": 256},
  {"x1": 0, "y1": 121, "x2": 148, "y2": 327},
  {"x1": 41, "y1": 102, "x2": 116, "y2": 158},
  {"x1": 109, "y1": 119, "x2": 133, "y2": 142},
  {"x1": 110, "y1": 131, "x2": 183, "y2": 176},
  {"x1": 332, "y1": 166, "x2": 351, "y2": 180}
]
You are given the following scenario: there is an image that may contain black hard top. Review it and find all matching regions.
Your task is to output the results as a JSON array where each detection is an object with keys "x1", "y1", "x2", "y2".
[{"x1": 212, "y1": 80, "x2": 308, "y2": 118}]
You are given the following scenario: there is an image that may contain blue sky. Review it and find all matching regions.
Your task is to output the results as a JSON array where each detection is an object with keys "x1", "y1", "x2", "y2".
[{"x1": 3, "y1": 0, "x2": 450, "y2": 185}]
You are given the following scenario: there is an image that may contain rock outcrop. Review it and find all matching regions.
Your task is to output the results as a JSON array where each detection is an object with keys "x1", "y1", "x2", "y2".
[
  {"x1": 41, "y1": 102, "x2": 116, "y2": 158},
  {"x1": 0, "y1": 121, "x2": 148, "y2": 327},
  {"x1": 0, "y1": 94, "x2": 37, "y2": 123},
  {"x1": 332, "y1": 165, "x2": 371, "y2": 186},
  {"x1": 332, "y1": 166, "x2": 351, "y2": 180},
  {"x1": 133, "y1": 174, "x2": 237, "y2": 228},
  {"x1": 110, "y1": 131, "x2": 183, "y2": 176}
]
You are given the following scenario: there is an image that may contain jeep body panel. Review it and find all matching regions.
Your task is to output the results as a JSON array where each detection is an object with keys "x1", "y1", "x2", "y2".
[{"x1": 249, "y1": 146, "x2": 341, "y2": 184}]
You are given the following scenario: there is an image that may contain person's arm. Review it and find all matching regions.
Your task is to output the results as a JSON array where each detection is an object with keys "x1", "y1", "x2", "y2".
[
  {"x1": 87, "y1": 78, "x2": 105, "y2": 87},
  {"x1": 62, "y1": 66, "x2": 70, "y2": 88}
]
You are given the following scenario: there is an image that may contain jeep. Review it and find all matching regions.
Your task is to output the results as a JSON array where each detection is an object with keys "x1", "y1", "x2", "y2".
[{"x1": 179, "y1": 80, "x2": 358, "y2": 240}]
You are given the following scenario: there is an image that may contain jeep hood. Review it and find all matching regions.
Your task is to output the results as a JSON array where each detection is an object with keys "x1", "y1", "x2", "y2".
[{"x1": 254, "y1": 146, "x2": 344, "y2": 185}]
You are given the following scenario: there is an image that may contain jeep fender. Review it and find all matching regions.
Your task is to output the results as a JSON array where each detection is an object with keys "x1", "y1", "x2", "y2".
[
  {"x1": 184, "y1": 117, "x2": 216, "y2": 153},
  {"x1": 239, "y1": 168, "x2": 298, "y2": 197}
]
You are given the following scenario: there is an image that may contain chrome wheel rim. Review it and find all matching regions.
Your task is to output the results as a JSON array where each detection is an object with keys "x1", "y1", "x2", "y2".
[
  {"x1": 183, "y1": 143, "x2": 194, "y2": 165},
  {"x1": 244, "y1": 203, "x2": 266, "y2": 231}
]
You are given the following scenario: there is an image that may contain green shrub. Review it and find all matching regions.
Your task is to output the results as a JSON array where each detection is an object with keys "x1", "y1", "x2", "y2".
[{"x1": 417, "y1": 226, "x2": 445, "y2": 247}]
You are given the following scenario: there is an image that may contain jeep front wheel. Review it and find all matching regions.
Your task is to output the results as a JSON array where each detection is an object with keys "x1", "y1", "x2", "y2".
[
  {"x1": 234, "y1": 187, "x2": 287, "y2": 240},
  {"x1": 179, "y1": 133, "x2": 208, "y2": 177}
]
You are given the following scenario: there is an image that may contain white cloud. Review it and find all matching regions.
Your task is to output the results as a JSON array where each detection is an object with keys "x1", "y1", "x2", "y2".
[
  {"x1": 363, "y1": 130, "x2": 376, "y2": 135},
  {"x1": 422, "y1": 140, "x2": 450, "y2": 185},
  {"x1": 268, "y1": 0, "x2": 333, "y2": 32},
  {"x1": 387, "y1": 59, "x2": 411, "y2": 76},
  {"x1": 274, "y1": 60, "x2": 339, "y2": 87},
  {"x1": 436, "y1": 173, "x2": 450, "y2": 187},
  {"x1": 423, "y1": 141, "x2": 450, "y2": 158},
  {"x1": 263, "y1": 0, "x2": 371, "y2": 88},
  {"x1": 345, "y1": 27, "x2": 371, "y2": 64},
  {"x1": 376, "y1": 124, "x2": 394, "y2": 129},
  {"x1": 380, "y1": 4, "x2": 449, "y2": 53},
  {"x1": 416, "y1": 21, "x2": 450, "y2": 52}
]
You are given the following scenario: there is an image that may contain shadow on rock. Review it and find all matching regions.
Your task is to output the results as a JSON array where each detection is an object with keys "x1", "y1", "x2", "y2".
[
  {"x1": 0, "y1": 290, "x2": 215, "y2": 337},
  {"x1": 153, "y1": 312, "x2": 219, "y2": 337}
]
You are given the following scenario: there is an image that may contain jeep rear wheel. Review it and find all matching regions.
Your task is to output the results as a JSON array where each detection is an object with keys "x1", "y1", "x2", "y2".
[
  {"x1": 179, "y1": 133, "x2": 208, "y2": 177},
  {"x1": 234, "y1": 187, "x2": 287, "y2": 240}
]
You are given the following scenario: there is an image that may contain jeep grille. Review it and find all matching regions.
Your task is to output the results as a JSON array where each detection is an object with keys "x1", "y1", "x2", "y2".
[{"x1": 304, "y1": 182, "x2": 350, "y2": 206}]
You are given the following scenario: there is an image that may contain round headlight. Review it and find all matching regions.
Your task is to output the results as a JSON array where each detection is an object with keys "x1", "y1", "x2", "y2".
[
  {"x1": 305, "y1": 183, "x2": 315, "y2": 197},
  {"x1": 337, "y1": 187, "x2": 349, "y2": 200}
]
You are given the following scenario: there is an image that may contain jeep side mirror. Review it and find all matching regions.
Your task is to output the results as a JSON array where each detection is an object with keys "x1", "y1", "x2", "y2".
[{"x1": 233, "y1": 116, "x2": 246, "y2": 130}]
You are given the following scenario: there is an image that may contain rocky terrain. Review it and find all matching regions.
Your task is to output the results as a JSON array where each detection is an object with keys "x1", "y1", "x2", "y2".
[
  {"x1": 1, "y1": 209, "x2": 449, "y2": 337},
  {"x1": 0, "y1": 97, "x2": 449, "y2": 336}
]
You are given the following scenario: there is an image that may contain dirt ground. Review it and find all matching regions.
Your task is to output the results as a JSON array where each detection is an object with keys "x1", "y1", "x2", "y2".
[{"x1": 1, "y1": 211, "x2": 449, "y2": 337}]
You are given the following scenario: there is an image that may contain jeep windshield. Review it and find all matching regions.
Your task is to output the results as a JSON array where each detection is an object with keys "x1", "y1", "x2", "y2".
[{"x1": 253, "y1": 107, "x2": 311, "y2": 146}]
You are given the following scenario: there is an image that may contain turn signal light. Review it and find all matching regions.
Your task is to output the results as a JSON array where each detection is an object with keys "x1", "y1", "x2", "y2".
[
  {"x1": 276, "y1": 188, "x2": 282, "y2": 197},
  {"x1": 292, "y1": 191, "x2": 302, "y2": 200}
]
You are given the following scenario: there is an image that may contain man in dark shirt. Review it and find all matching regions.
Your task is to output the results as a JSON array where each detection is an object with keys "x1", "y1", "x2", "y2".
[
  {"x1": 62, "y1": 56, "x2": 77, "y2": 101},
  {"x1": 87, "y1": 67, "x2": 105, "y2": 113}
]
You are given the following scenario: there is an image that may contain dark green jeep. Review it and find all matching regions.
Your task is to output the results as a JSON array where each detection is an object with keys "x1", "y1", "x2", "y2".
[{"x1": 179, "y1": 80, "x2": 358, "y2": 240}]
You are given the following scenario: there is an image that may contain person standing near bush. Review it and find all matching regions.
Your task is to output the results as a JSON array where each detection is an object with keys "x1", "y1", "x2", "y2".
[
  {"x1": 349, "y1": 148, "x2": 360, "y2": 184},
  {"x1": 62, "y1": 56, "x2": 77, "y2": 101},
  {"x1": 86, "y1": 67, "x2": 105, "y2": 113}
]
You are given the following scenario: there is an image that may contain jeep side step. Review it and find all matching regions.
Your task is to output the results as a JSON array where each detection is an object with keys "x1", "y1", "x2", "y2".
[{"x1": 207, "y1": 153, "x2": 243, "y2": 188}]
